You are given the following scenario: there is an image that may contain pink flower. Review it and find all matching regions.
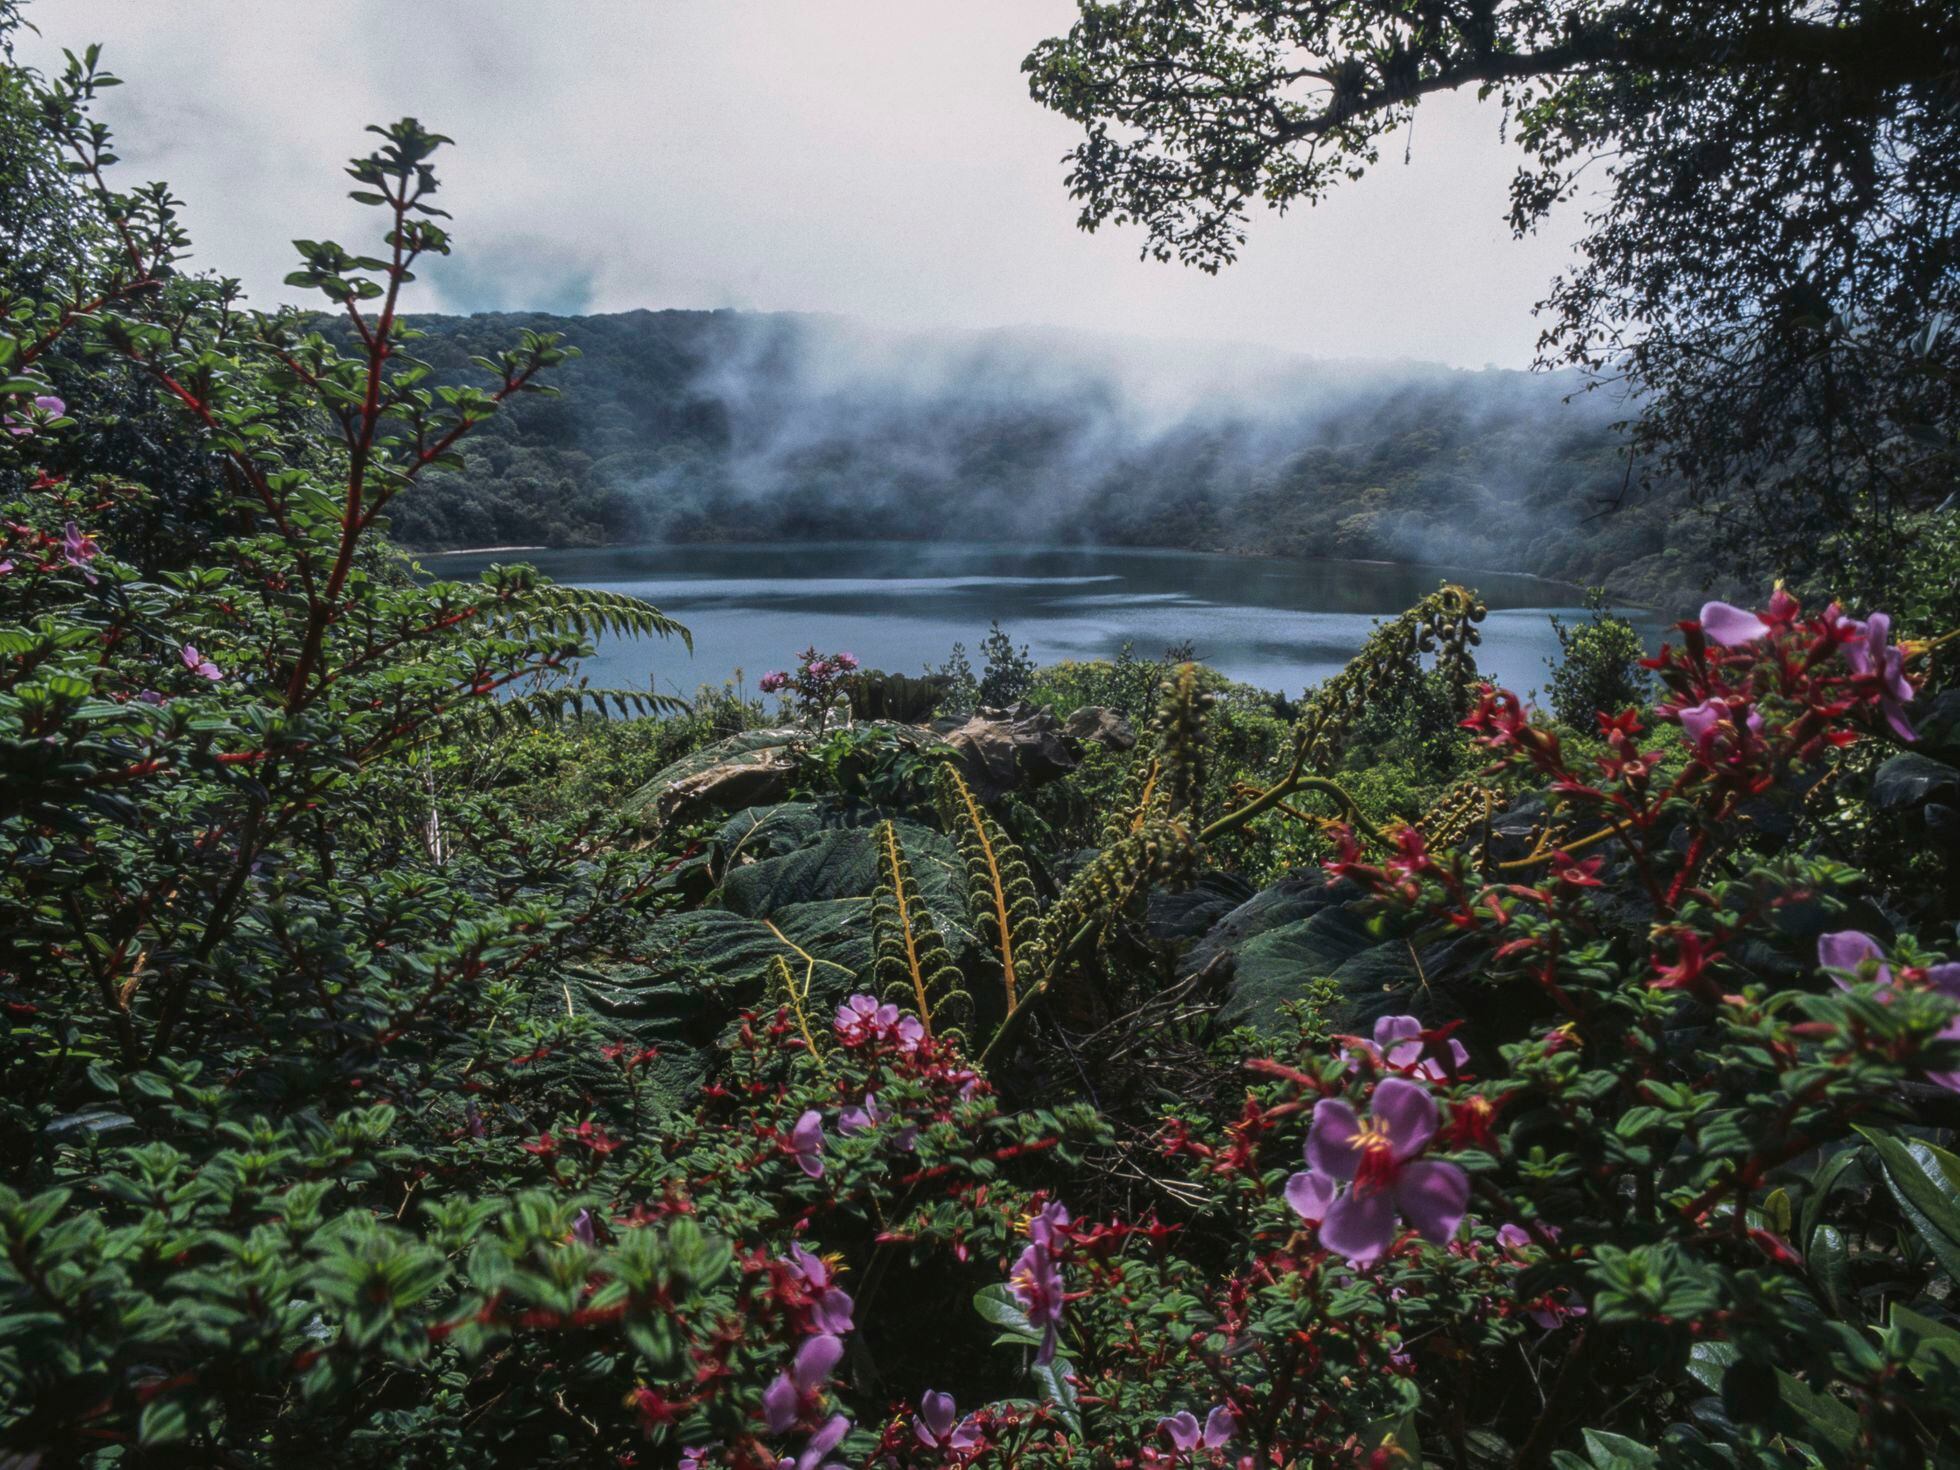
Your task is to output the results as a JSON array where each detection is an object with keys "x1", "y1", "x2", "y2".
[
  {"x1": 913, "y1": 1390, "x2": 981, "y2": 1452},
  {"x1": 762, "y1": 1333, "x2": 844, "y2": 1433},
  {"x1": 180, "y1": 644, "x2": 222, "y2": 682},
  {"x1": 1496, "y1": 1223, "x2": 1533, "y2": 1253},
  {"x1": 1698, "y1": 601, "x2": 1771, "y2": 646},
  {"x1": 1304, "y1": 1077, "x2": 1470, "y2": 1266},
  {"x1": 806, "y1": 660, "x2": 832, "y2": 679},
  {"x1": 1840, "y1": 611, "x2": 1916, "y2": 741},
  {"x1": 570, "y1": 1208, "x2": 596, "y2": 1245},
  {"x1": 1678, "y1": 697, "x2": 1762, "y2": 748},
  {"x1": 833, "y1": 652, "x2": 860, "y2": 671},
  {"x1": 1160, "y1": 1406, "x2": 1235, "y2": 1453},
  {"x1": 1355, "y1": 1014, "x2": 1468, "y2": 1082},
  {"x1": 790, "y1": 1110, "x2": 825, "y2": 1178},
  {"x1": 4, "y1": 394, "x2": 64, "y2": 436},
  {"x1": 760, "y1": 670, "x2": 790, "y2": 694},
  {"x1": 61, "y1": 521, "x2": 99, "y2": 583},
  {"x1": 833, "y1": 994, "x2": 902, "y2": 1043},
  {"x1": 785, "y1": 1242, "x2": 855, "y2": 1333},
  {"x1": 1008, "y1": 1206, "x2": 1072, "y2": 1366}
]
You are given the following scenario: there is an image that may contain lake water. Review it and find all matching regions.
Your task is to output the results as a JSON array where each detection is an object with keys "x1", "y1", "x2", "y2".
[{"x1": 420, "y1": 541, "x2": 1665, "y2": 702}]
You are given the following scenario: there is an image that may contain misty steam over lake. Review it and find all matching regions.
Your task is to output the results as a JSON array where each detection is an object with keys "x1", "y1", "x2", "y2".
[{"x1": 423, "y1": 542, "x2": 1663, "y2": 701}]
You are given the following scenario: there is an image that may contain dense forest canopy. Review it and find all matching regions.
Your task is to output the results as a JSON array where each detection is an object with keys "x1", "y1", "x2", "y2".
[
  {"x1": 389, "y1": 308, "x2": 1715, "y2": 602},
  {"x1": 1024, "y1": 0, "x2": 1960, "y2": 597}
]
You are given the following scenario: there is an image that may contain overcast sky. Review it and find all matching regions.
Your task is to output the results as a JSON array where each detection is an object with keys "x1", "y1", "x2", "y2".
[{"x1": 18, "y1": 1, "x2": 1587, "y2": 369}]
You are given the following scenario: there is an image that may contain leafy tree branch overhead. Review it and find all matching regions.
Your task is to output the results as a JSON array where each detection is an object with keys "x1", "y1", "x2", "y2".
[{"x1": 1025, "y1": 0, "x2": 1960, "y2": 592}]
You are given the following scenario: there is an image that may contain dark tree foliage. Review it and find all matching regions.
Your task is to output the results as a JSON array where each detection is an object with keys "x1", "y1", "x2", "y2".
[{"x1": 1023, "y1": 0, "x2": 1960, "y2": 593}]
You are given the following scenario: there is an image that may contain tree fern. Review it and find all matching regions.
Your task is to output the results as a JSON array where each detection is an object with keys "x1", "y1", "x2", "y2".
[
  {"x1": 934, "y1": 765, "x2": 1043, "y2": 1010},
  {"x1": 870, "y1": 820, "x2": 970, "y2": 1041}
]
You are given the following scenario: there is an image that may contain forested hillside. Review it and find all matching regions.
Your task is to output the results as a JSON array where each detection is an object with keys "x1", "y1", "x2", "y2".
[{"x1": 388, "y1": 309, "x2": 1712, "y2": 600}]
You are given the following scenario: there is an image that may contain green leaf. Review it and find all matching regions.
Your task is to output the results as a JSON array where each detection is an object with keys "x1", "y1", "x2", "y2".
[
  {"x1": 1028, "y1": 1355, "x2": 1082, "y2": 1439},
  {"x1": 1579, "y1": 1429, "x2": 1659, "y2": 1470},
  {"x1": 1808, "y1": 1223, "x2": 1852, "y2": 1317},
  {"x1": 1855, "y1": 1126, "x2": 1960, "y2": 1280}
]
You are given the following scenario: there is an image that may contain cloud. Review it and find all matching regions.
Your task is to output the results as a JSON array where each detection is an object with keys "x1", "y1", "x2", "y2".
[{"x1": 17, "y1": 0, "x2": 1589, "y2": 367}]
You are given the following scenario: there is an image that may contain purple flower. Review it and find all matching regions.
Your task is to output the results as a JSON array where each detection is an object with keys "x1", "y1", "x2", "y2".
[
  {"x1": 1840, "y1": 611, "x2": 1916, "y2": 741},
  {"x1": 1304, "y1": 1077, "x2": 1470, "y2": 1266},
  {"x1": 1527, "y1": 1289, "x2": 1589, "y2": 1331},
  {"x1": 786, "y1": 1242, "x2": 855, "y2": 1333},
  {"x1": 1283, "y1": 1168, "x2": 1337, "y2": 1224},
  {"x1": 833, "y1": 652, "x2": 859, "y2": 671},
  {"x1": 1027, "y1": 1200, "x2": 1071, "y2": 1250},
  {"x1": 760, "y1": 670, "x2": 790, "y2": 694},
  {"x1": 838, "y1": 1092, "x2": 917, "y2": 1151},
  {"x1": 4, "y1": 394, "x2": 64, "y2": 437},
  {"x1": 61, "y1": 521, "x2": 99, "y2": 584},
  {"x1": 1008, "y1": 1243, "x2": 1065, "y2": 1365},
  {"x1": 762, "y1": 1333, "x2": 844, "y2": 1433},
  {"x1": 913, "y1": 1390, "x2": 981, "y2": 1452},
  {"x1": 1356, "y1": 1014, "x2": 1468, "y2": 1082},
  {"x1": 180, "y1": 644, "x2": 222, "y2": 682},
  {"x1": 1496, "y1": 1222, "x2": 1533, "y2": 1253},
  {"x1": 570, "y1": 1208, "x2": 596, "y2": 1245},
  {"x1": 789, "y1": 1414, "x2": 851, "y2": 1470},
  {"x1": 1678, "y1": 697, "x2": 1762, "y2": 748},
  {"x1": 1699, "y1": 601, "x2": 1771, "y2": 646},
  {"x1": 790, "y1": 1109, "x2": 825, "y2": 1178},
  {"x1": 0, "y1": 559, "x2": 13, "y2": 577},
  {"x1": 1819, "y1": 931, "x2": 1960, "y2": 1090},
  {"x1": 1160, "y1": 1407, "x2": 1235, "y2": 1453},
  {"x1": 895, "y1": 1014, "x2": 925, "y2": 1052},
  {"x1": 1818, "y1": 930, "x2": 1892, "y2": 989}
]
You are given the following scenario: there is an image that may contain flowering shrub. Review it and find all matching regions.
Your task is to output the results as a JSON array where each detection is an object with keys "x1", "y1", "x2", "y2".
[
  {"x1": 4, "y1": 24, "x2": 1960, "y2": 1470},
  {"x1": 762, "y1": 647, "x2": 863, "y2": 730}
]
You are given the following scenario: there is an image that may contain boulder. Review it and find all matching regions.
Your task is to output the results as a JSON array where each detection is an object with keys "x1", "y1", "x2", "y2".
[
  {"x1": 1064, "y1": 705, "x2": 1138, "y2": 752},
  {"x1": 945, "y1": 701, "x2": 1081, "y2": 797}
]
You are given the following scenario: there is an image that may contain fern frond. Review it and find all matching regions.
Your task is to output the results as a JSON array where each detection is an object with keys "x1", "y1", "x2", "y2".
[
  {"x1": 1291, "y1": 582, "x2": 1485, "y2": 776},
  {"x1": 767, "y1": 953, "x2": 832, "y2": 1070},
  {"x1": 934, "y1": 766, "x2": 1043, "y2": 1010},
  {"x1": 1151, "y1": 662, "x2": 1208, "y2": 819},
  {"x1": 870, "y1": 820, "x2": 970, "y2": 1041},
  {"x1": 490, "y1": 582, "x2": 694, "y2": 650},
  {"x1": 451, "y1": 683, "x2": 689, "y2": 730},
  {"x1": 1035, "y1": 814, "x2": 1197, "y2": 981}
]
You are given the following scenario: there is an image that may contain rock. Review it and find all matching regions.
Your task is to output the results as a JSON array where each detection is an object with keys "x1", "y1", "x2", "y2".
[
  {"x1": 1064, "y1": 705, "x2": 1137, "y2": 752},
  {"x1": 945, "y1": 701, "x2": 1081, "y2": 797}
]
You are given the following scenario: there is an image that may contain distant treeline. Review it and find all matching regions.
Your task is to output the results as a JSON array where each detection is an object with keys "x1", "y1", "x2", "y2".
[{"x1": 383, "y1": 308, "x2": 1722, "y2": 606}]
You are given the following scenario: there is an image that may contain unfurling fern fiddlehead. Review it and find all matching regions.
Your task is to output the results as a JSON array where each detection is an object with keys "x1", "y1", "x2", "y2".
[
  {"x1": 870, "y1": 820, "x2": 970, "y2": 1041},
  {"x1": 935, "y1": 766, "x2": 1044, "y2": 1010}
]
